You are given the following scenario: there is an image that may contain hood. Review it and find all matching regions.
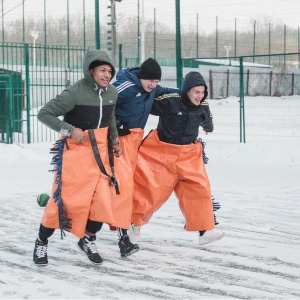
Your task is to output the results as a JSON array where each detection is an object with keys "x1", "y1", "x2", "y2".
[
  {"x1": 181, "y1": 71, "x2": 208, "y2": 103},
  {"x1": 83, "y1": 49, "x2": 116, "y2": 88}
]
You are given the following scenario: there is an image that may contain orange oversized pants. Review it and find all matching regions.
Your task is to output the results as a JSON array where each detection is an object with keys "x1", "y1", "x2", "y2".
[
  {"x1": 42, "y1": 128, "x2": 133, "y2": 237},
  {"x1": 119, "y1": 128, "x2": 144, "y2": 172},
  {"x1": 109, "y1": 129, "x2": 144, "y2": 229},
  {"x1": 131, "y1": 129, "x2": 215, "y2": 231}
]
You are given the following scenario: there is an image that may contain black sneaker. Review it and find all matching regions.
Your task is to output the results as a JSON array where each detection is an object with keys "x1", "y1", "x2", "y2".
[
  {"x1": 33, "y1": 238, "x2": 48, "y2": 266},
  {"x1": 78, "y1": 235, "x2": 103, "y2": 265},
  {"x1": 118, "y1": 235, "x2": 139, "y2": 258}
]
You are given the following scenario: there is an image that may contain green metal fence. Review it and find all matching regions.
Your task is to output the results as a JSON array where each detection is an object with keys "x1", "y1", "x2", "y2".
[
  {"x1": 200, "y1": 53, "x2": 300, "y2": 142},
  {"x1": 0, "y1": 68, "x2": 23, "y2": 143},
  {"x1": 0, "y1": 43, "x2": 92, "y2": 144},
  {"x1": 1, "y1": 0, "x2": 300, "y2": 67},
  {"x1": 1, "y1": 43, "x2": 299, "y2": 144}
]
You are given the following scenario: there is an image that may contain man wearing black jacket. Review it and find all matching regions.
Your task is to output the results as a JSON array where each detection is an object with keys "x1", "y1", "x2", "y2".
[{"x1": 130, "y1": 71, "x2": 225, "y2": 245}]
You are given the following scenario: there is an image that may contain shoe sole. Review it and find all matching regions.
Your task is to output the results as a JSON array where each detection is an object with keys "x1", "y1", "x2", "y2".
[
  {"x1": 33, "y1": 262, "x2": 48, "y2": 267},
  {"x1": 199, "y1": 232, "x2": 225, "y2": 245},
  {"x1": 77, "y1": 244, "x2": 103, "y2": 265},
  {"x1": 121, "y1": 247, "x2": 140, "y2": 258}
]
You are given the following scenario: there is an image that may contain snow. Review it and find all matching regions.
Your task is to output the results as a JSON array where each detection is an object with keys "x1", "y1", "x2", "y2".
[{"x1": 1, "y1": 97, "x2": 300, "y2": 299}]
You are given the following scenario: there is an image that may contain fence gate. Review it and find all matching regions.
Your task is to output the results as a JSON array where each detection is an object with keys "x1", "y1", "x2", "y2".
[
  {"x1": 1, "y1": 43, "x2": 89, "y2": 144},
  {"x1": 0, "y1": 70, "x2": 23, "y2": 144}
]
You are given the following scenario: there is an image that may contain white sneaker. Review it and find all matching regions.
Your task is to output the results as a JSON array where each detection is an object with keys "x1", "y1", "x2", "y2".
[
  {"x1": 129, "y1": 224, "x2": 141, "y2": 242},
  {"x1": 198, "y1": 229, "x2": 225, "y2": 245}
]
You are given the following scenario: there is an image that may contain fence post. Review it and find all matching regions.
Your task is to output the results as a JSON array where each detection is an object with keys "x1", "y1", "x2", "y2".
[
  {"x1": 6, "y1": 77, "x2": 12, "y2": 144},
  {"x1": 269, "y1": 71, "x2": 273, "y2": 96},
  {"x1": 226, "y1": 69, "x2": 229, "y2": 97},
  {"x1": 291, "y1": 73, "x2": 294, "y2": 95},
  {"x1": 24, "y1": 43, "x2": 31, "y2": 144},
  {"x1": 175, "y1": 0, "x2": 183, "y2": 89},
  {"x1": 209, "y1": 70, "x2": 213, "y2": 99},
  {"x1": 95, "y1": 0, "x2": 100, "y2": 49},
  {"x1": 239, "y1": 57, "x2": 245, "y2": 143},
  {"x1": 246, "y1": 69, "x2": 250, "y2": 96},
  {"x1": 118, "y1": 43, "x2": 122, "y2": 70}
]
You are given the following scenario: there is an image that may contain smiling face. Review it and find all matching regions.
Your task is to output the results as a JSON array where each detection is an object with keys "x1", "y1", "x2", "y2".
[
  {"x1": 187, "y1": 85, "x2": 206, "y2": 106},
  {"x1": 90, "y1": 64, "x2": 113, "y2": 88},
  {"x1": 140, "y1": 79, "x2": 160, "y2": 93}
]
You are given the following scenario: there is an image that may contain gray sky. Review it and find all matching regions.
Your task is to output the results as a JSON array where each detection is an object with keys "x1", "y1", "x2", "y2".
[{"x1": 2, "y1": 0, "x2": 300, "y2": 33}]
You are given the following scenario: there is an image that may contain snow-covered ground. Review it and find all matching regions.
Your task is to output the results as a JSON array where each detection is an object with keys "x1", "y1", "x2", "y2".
[{"x1": 0, "y1": 100, "x2": 300, "y2": 299}]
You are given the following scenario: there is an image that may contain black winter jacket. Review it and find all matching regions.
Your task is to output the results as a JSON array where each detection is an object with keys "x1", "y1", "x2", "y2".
[{"x1": 150, "y1": 72, "x2": 213, "y2": 145}]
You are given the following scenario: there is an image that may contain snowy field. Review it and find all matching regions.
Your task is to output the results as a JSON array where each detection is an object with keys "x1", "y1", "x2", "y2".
[{"x1": 0, "y1": 97, "x2": 300, "y2": 299}]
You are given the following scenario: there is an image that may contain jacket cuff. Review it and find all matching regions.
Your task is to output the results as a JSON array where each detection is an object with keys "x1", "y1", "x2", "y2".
[
  {"x1": 111, "y1": 137, "x2": 120, "y2": 145},
  {"x1": 60, "y1": 126, "x2": 75, "y2": 137}
]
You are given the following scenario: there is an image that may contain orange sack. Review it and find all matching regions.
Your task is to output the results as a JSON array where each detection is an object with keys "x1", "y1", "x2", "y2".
[
  {"x1": 42, "y1": 128, "x2": 132, "y2": 237},
  {"x1": 119, "y1": 128, "x2": 144, "y2": 171},
  {"x1": 109, "y1": 128, "x2": 144, "y2": 230},
  {"x1": 131, "y1": 129, "x2": 215, "y2": 231}
]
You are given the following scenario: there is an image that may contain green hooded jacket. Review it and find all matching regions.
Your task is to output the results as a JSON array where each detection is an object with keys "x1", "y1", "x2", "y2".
[{"x1": 37, "y1": 49, "x2": 118, "y2": 142}]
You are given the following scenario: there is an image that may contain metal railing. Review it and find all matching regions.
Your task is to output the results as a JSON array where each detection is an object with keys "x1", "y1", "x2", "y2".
[{"x1": 1, "y1": 43, "x2": 299, "y2": 144}]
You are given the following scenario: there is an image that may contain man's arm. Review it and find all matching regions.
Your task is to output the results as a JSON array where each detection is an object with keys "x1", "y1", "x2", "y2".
[
  {"x1": 154, "y1": 85, "x2": 179, "y2": 97},
  {"x1": 201, "y1": 100, "x2": 214, "y2": 133},
  {"x1": 150, "y1": 93, "x2": 180, "y2": 116},
  {"x1": 37, "y1": 89, "x2": 76, "y2": 134},
  {"x1": 108, "y1": 109, "x2": 119, "y2": 144}
]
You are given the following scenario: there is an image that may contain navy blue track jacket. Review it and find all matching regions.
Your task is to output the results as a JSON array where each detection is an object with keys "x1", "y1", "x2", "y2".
[{"x1": 113, "y1": 67, "x2": 178, "y2": 130}]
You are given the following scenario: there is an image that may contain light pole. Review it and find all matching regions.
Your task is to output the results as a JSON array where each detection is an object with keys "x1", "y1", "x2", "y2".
[
  {"x1": 175, "y1": 0, "x2": 182, "y2": 89},
  {"x1": 111, "y1": 0, "x2": 122, "y2": 65},
  {"x1": 30, "y1": 31, "x2": 39, "y2": 66},
  {"x1": 224, "y1": 45, "x2": 232, "y2": 64},
  {"x1": 139, "y1": 0, "x2": 145, "y2": 64},
  {"x1": 137, "y1": 0, "x2": 145, "y2": 65}
]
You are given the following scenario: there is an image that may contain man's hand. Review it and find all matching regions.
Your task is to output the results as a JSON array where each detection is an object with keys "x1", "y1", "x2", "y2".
[
  {"x1": 112, "y1": 144, "x2": 123, "y2": 157},
  {"x1": 70, "y1": 127, "x2": 87, "y2": 143}
]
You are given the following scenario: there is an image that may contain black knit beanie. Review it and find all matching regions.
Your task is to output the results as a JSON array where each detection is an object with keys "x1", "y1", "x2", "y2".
[
  {"x1": 138, "y1": 58, "x2": 162, "y2": 80},
  {"x1": 89, "y1": 60, "x2": 109, "y2": 70}
]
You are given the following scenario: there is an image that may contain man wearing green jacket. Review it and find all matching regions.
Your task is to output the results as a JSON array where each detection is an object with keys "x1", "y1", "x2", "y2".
[{"x1": 33, "y1": 49, "x2": 138, "y2": 266}]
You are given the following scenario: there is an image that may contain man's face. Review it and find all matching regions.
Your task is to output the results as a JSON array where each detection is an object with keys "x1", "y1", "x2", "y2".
[
  {"x1": 187, "y1": 85, "x2": 206, "y2": 106},
  {"x1": 90, "y1": 64, "x2": 113, "y2": 87},
  {"x1": 140, "y1": 79, "x2": 160, "y2": 92}
]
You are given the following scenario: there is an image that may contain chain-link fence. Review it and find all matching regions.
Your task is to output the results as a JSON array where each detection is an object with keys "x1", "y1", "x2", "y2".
[
  {"x1": 1, "y1": 0, "x2": 300, "y2": 66},
  {"x1": 200, "y1": 54, "x2": 300, "y2": 142},
  {"x1": 1, "y1": 44, "x2": 299, "y2": 144},
  {"x1": 0, "y1": 44, "x2": 89, "y2": 144}
]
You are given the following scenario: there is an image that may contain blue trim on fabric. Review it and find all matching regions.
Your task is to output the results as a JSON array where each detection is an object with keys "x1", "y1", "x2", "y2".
[{"x1": 49, "y1": 138, "x2": 72, "y2": 238}]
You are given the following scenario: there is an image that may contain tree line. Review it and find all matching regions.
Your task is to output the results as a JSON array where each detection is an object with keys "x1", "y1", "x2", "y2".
[{"x1": 1, "y1": 15, "x2": 299, "y2": 65}]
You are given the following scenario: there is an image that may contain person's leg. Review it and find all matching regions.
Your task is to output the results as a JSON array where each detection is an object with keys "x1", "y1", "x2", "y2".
[
  {"x1": 175, "y1": 144, "x2": 224, "y2": 244},
  {"x1": 39, "y1": 223, "x2": 55, "y2": 240},
  {"x1": 110, "y1": 131, "x2": 143, "y2": 255},
  {"x1": 212, "y1": 195, "x2": 221, "y2": 225},
  {"x1": 198, "y1": 139, "x2": 222, "y2": 226},
  {"x1": 131, "y1": 130, "x2": 177, "y2": 227},
  {"x1": 176, "y1": 179, "x2": 224, "y2": 244},
  {"x1": 117, "y1": 228, "x2": 139, "y2": 257},
  {"x1": 78, "y1": 219, "x2": 103, "y2": 265},
  {"x1": 33, "y1": 224, "x2": 55, "y2": 266},
  {"x1": 131, "y1": 131, "x2": 178, "y2": 244}
]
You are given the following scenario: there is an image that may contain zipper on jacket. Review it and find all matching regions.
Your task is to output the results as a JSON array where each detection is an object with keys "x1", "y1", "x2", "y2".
[{"x1": 97, "y1": 89, "x2": 103, "y2": 128}]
